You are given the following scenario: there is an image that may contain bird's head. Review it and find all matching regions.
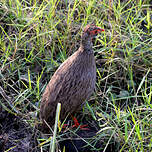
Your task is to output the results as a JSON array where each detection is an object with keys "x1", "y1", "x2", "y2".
[
  {"x1": 81, "y1": 24, "x2": 104, "y2": 50},
  {"x1": 82, "y1": 24, "x2": 104, "y2": 38}
]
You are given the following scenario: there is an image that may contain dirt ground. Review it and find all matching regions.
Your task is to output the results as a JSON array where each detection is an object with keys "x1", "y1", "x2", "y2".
[
  {"x1": 0, "y1": 110, "x2": 39, "y2": 152},
  {"x1": 0, "y1": 109, "x2": 117, "y2": 152}
]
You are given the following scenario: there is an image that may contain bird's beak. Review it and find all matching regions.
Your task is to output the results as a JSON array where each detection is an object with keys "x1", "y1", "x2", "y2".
[{"x1": 96, "y1": 27, "x2": 104, "y2": 33}]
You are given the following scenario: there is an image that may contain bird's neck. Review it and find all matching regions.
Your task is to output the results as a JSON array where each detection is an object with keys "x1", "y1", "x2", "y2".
[{"x1": 80, "y1": 38, "x2": 93, "y2": 54}]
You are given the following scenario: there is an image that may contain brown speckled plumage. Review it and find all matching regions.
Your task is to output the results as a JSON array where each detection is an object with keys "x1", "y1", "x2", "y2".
[{"x1": 40, "y1": 24, "x2": 104, "y2": 128}]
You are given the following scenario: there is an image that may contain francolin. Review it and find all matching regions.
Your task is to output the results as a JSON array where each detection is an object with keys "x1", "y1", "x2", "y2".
[{"x1": 40, "y1": 24, "x2": 104, "y2": 129}]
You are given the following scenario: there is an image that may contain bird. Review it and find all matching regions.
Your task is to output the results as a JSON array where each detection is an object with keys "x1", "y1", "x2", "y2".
[{"x1": 40, "y1": 24, "x2": 104, "y2": 129}]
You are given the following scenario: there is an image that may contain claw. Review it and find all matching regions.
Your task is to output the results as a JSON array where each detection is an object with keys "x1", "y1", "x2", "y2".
[{"x1": 80, "y1": 124, "x2": 90, "y2": 130}]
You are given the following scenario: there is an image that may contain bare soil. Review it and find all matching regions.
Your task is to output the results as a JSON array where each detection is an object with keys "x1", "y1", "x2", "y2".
[{"x1": 0, "y1": 110, "x2": 39, "y2": 152}]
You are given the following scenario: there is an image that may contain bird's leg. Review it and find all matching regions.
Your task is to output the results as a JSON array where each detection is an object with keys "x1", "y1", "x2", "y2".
[{"x1": 72, "y1": 115, "x2": 89, "y2": 130}]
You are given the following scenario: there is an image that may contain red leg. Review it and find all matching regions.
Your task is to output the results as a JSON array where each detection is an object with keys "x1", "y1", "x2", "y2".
[{"x1": 72, "y1": 116, "x2": 89, "y2": 130}]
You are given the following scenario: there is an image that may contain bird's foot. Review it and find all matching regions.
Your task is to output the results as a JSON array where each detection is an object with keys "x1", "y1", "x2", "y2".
[
  {"x1": 62, "y1": 124, "x2": 69, "y2": 128},
  {"x1": 61, "y1": 116, "x2": 90, "y2": 130},
  {"x1": 72, "y1": 116, "x2": 90, "y2": 130}
]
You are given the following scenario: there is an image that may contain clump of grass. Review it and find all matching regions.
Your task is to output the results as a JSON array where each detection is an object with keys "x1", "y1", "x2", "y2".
[{"x1": 0, "y1": 0, "x2": 152, "y2": 151}]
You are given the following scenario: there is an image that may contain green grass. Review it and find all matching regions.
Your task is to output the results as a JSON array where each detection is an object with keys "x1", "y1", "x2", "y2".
[{"x1": 0, "y1": 0, "x2": 152, "y2": 151}]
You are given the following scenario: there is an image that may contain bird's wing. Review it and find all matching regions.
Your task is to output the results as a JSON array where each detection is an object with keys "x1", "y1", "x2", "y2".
[{"x1": 40, "y1": 54, "x2": 75, "y2": 122}]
